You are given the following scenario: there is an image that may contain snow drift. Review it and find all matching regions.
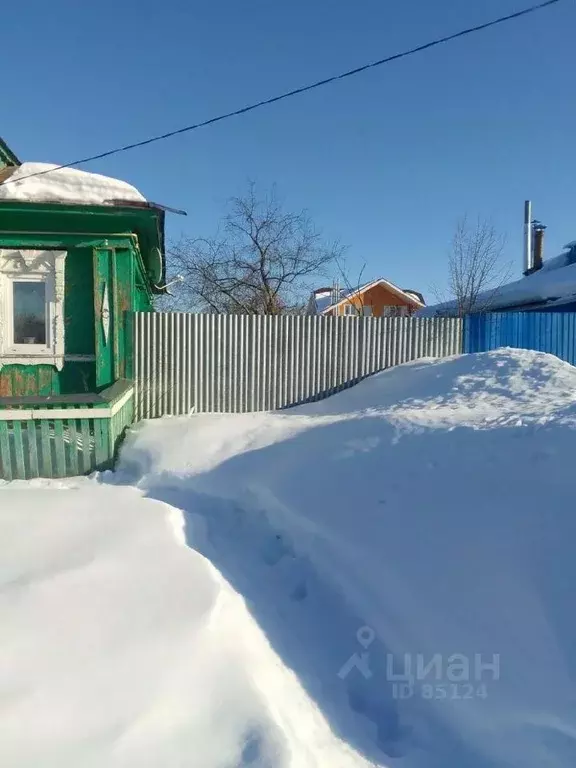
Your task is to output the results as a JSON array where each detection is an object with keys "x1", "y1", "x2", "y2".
[
  {"x1": 0, "y1": 484, "x2": 364, "y2": 768},
  {"x1": 0, "y1": 162, "x2": 146, "y2": 206},
  {"x1": 119, "y1": 349, "x2": 576, "y2": 767},
  {"x1": 2, "y1": 348, "x2": 576, "y2": 767}
]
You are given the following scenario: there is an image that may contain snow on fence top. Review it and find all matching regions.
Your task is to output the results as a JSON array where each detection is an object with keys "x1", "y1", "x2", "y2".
[{"x1": 0, "y1": 162, "x2": 146, "y2": 206}]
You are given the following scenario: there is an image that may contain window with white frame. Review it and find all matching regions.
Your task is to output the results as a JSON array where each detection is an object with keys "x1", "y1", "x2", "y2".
[
  {"x1": 0, "y1": 249, "x2": 67, "y2": 369},
  {"x1": 343, "y1": 303, "x2": 356, "y2": 315}
]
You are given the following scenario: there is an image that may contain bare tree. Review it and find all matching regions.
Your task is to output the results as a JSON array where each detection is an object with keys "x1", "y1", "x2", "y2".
[
  {"x1": 433, "y1": 216, "x2": 510, "y2": 316},
  {"x1": 165, "y1": 183, "x2": 343, "y2": 314},
  {"x1": 335, "y1": 257, "x2": 368, "y2": 315}
]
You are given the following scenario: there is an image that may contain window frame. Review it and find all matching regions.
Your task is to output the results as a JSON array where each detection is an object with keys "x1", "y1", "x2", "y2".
[
  {"x1": 9, "y1": 275, "x2": 51, "y2": 352},
  {"x1": 0, "y1": 249, "x2": 67, "y2": 369},
  {"x1": 383, "y1": 305, "x2": 408, "y2": 318}
]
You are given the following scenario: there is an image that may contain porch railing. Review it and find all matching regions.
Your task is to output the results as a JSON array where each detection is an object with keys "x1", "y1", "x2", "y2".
[{"x1": 0, "y1": 380, "x2": 134, "y2": 481}]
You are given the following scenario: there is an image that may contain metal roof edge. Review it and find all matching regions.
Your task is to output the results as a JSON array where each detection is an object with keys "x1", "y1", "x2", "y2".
[{"x1": 0, "y1": 137, "x2": 21, "y2": 168}]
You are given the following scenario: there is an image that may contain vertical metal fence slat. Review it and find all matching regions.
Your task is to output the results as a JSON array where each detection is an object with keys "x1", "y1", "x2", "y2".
[{"x1": 132, "y1": 313, "x2": 474, "y2": 416}]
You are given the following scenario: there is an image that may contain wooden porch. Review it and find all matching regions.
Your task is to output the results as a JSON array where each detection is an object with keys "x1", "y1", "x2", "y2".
[{"x1": 0, "y1": 379, "x2": 134, "y2": 480}]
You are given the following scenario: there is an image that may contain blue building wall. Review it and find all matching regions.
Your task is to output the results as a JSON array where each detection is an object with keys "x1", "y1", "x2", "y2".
[{"x1": 464, "y1": 312, "x2": 576, "y2": 366}]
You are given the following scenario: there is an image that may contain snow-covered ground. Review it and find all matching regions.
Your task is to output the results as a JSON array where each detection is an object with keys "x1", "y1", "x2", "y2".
[
  {"x1": 0, "y1": 484, "x2": 361, "y2": 768},
  {"x1": 2, "y1": 348, "x2": 576, "y2": 767}
]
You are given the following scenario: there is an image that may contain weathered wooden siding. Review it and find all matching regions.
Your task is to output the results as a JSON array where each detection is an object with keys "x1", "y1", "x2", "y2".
[
  {"x1": 0, "y1": 362, "x2": 96, "y2": 398},
  {"x1": 0, "y1": 241, "x2": 151, "y2": 397},
  {"x1": 64, "y1": 247, "x2": 96, "y2": 356},
  {"x1": 0, "y1": 248, "x2": 96, "y2": 396}
]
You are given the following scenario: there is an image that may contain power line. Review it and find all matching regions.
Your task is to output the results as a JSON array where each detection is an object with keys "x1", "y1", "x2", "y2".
[{"x1": 0, "y1": 0, "x2": 562, "y2": 189}]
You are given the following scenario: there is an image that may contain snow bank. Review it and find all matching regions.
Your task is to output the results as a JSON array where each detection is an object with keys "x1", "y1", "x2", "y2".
[
  {"x1": 3, "y1": 349, "x2": 576, "y2": 767},
  {"x1": 0, "y1": 162, "x2": 146, "y2": 206},
  {"x1": 0, "y1": 483, "x2": 365, "y2": 768},
  {"x1": 119, "y1": 349, "x2": 576, "y2": 767}
]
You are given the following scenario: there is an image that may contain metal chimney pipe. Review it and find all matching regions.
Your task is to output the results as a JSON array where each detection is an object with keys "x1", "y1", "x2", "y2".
[
  {"x1": 524, "y1": 200, "x2": 533, "y2": 275},
  {"x1": 332, "y1": 280, "x2": 340, "y2": 308},
  {"x1": 533, "y1": 225, "x2": 545, "y2": 272}
]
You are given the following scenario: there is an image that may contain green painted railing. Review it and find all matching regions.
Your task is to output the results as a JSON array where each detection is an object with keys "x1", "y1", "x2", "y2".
[{"x1": 0, "y1": 380, "x2": 134, "y2": 481}]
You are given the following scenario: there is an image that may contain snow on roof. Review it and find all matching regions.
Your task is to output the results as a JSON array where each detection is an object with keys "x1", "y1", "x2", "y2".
[
  {"x1": 315, "y1": 290, "x2": 340, "y2": 313},
  {"x1": 402, "y1": 289, "x2": 425, "y2": 304},
  {"x1": 420, "y1": 243, "x2": 576, "y2": 316},
  {"x1": 0, "y1": 162, "x2": 146, "y2": 206}
]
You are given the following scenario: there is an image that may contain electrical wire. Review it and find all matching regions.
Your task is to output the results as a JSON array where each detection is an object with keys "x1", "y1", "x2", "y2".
[{"x1": 0, "y1": 0, "x2": 563, "y2": 188}]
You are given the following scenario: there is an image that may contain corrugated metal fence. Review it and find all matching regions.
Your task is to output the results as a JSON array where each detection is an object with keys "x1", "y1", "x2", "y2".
[
  {"x1": 464, "y1": 312, "x2": 576, "y2": 365},
  {"x1": 134, "y1": 313, "x2": 462, "y2": 417}
]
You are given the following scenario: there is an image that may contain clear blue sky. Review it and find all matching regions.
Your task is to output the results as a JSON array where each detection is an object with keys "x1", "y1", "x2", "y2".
[{"x1": 3, "y1": 0, "x2": 575, "y2": 300}]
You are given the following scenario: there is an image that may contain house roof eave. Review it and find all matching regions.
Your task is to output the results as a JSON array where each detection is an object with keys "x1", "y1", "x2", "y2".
[{"x1": 0, "y1": 199, "x2": 166, "y2": 292}]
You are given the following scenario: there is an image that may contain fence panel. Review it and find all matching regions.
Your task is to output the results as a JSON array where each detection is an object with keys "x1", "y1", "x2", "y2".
[
  {"x1": 134, "y1": 313, "x2": 462, "y2": 418},
  {"x1": 463, "y1": 312, "x2": 576, "y2": 365}
]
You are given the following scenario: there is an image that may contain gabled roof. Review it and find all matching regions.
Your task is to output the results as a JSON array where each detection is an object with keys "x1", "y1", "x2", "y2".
[
  {"x1": 0, "y1": 138, "x2": 21, "y2": 169},
  {"x1": 310, "y1": 278, "x2": 425, "y2": 314}
]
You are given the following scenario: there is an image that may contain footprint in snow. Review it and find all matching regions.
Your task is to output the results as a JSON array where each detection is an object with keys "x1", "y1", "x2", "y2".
[
  {"x1": 290, "y1": 581, "x2": 308, "y2": 602},
  {"x1": 261, "y1": 533, "x2": 293, "y2": 566},
  {"x1": 346, "y1": 663, "x2": 413, "y2": 758}
]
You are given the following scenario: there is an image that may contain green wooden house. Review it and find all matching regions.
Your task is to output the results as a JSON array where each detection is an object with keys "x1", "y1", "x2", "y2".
[{"x1": 0, "y1": 138, "x2": 166, "y2": 479}]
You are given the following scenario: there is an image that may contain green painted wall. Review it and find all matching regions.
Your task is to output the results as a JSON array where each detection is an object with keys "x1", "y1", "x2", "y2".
[
  {"x1": 93, "y1": 247, "x2": 115, "y2": 389},
  {"x1": 0, "y1": 248, "x2": 97, "y2": 396},
  {"x1": 0, "y1": 202, "x2": 159, "y2": 398},
  {"x1": 66, "y1": 247, "x2": 96, "y2": 356}
]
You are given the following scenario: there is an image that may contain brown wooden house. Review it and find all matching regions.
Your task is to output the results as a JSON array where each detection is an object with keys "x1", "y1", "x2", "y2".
[{"x1": 307, "y1": 279, "x2": 425, "y2": 317}]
